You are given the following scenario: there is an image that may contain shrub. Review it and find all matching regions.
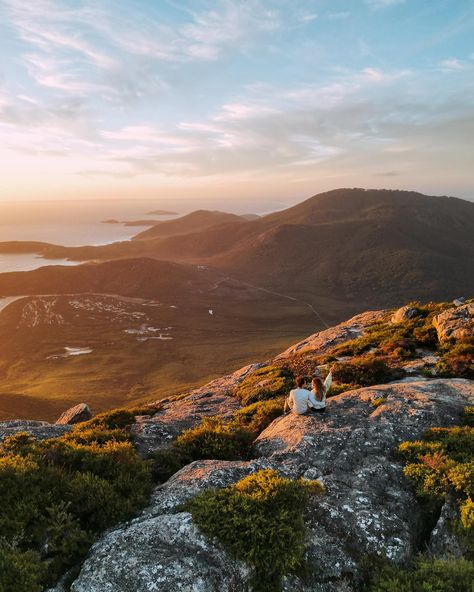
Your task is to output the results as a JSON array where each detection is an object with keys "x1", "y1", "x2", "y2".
[
  {"x1": 399, "y1": 420, "x2": 474, "y2": 554},
  {"x1": 332, "y1": 356, "x2": 401, "y2": 387},
  {"x1": 74, "y1": 408, "x2": 137, "y2": 431},
  {"x1": 235, "y1": 398, "x2": 284, "y2": 433},
  {"x1": 370, "y1": 557, "x2": 474, "y2": 592},
  {"x1": 463, "y1": 407, "x2": 474, "y2": 427},
  {"x1": 235, "y1": 365, "x2": 294, "y2": 406},
  {"x1": 175, "y1": 417, "x2": 254, "y2": 464},
  {"x1": 437, "y1": 338, "x2": 474, "y2": 379},
  {"x1": 148, "y1": 448, "x2": 185, "y2": 483},
  {"x1": 0, "y1": 426, "x2": 152, "y2": 589},
  {"x1": 0, "y1": 541, "x2": 44, "y2": 592},
  {"x1": 327, "y1": 382, "x2": 353, "y2": 396},
  {"x1": 185, "y1": 469, "x2": 324, "y2": 592},
  {"x1": 148, "y1": 417, "x2": 257, "y2": 484}
]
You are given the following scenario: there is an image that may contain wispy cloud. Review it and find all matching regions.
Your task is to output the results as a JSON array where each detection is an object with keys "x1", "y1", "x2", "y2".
[
  {"x1": 439, "y1": 58, "x2": 468, "y2": 71},
  {"x1": 365, "y1": 0, "x2": 405, "y2": 9}
]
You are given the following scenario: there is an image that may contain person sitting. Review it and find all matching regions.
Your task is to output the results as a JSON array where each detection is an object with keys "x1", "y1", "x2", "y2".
[
  {"x1": 310, "y1": 368, "x2": 333, "y2": 413},
  {"x1": 284, "y1": 376, "x2": 314, "y2": 415}
]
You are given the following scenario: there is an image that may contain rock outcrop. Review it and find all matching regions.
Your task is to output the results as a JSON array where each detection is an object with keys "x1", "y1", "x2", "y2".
[
  {"x1": 0, "y1": 420, "x2": 70, "y2": 443},
  {"x1": 69, "y1": 379, "x2": 474, "y2": 592},
  {"x1": 132, "y1": 363, "x2": 261, "y2": 456},
  {"x1": 278, "y1": 310, "x2": 386, "y2": 358},
  {"x1": 55, "y1": 403, "x2": 92, "y2": 425},
  {"x1": 391, "y1": 305, "x2": 420, "y2": 324},
  {"x1": 433, "y1": 302, "x2": 474, "y2": 342}
]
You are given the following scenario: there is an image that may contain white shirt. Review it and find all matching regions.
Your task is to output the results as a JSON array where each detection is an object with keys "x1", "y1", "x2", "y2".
[
  {"x1": 286, "y1": 372, "x2": 333, "y2": 414},
  {"x1": 287, "y1": 388, "x2": 315, "y2": 415}
]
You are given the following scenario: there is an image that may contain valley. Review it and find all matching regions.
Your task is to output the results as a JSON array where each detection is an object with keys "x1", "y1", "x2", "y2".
[{"x1": 0, "y1": 275, "x2": 317, "y2": 421}]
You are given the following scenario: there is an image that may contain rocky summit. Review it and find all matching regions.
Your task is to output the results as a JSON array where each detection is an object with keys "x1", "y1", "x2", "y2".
[
  {"x1": 67, "y1": 379, "x2": 473, "y2": 592},
  {"x1": 3, "y1": 299, "x2": 474, "y2": 592}
]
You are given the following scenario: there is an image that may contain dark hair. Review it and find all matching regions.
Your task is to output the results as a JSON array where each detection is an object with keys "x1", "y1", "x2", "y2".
[
  {"x1": 295, "y1": 376, "x2": 305, "y2": 388},
  {"x1": 312, "y1": 377, "x2": 325, "y2": 401}
]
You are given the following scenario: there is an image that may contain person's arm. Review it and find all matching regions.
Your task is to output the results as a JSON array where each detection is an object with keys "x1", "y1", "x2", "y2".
[{"x1": 323, "y1": 370, "x2": 333, "y2": 403}]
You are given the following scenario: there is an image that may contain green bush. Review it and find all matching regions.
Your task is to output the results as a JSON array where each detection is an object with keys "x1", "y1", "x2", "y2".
[
  {"x1": 370, "y1": 557, "x2": 474, "y2": 592},
  {"x1": 235, "y1": 398, "x2": 284, "y2": 433},
  {"x1": 0, "y1": 541, "x2": 44, "y2": 592},
  {"x1": 148, "y1": 448, "x2": 185, "y2": 483},
  {"x1": 327, "y1": 382, "x2": 353, "y2": 396},
  {"x1": 332, "y1": 356, "x2": 401, "y2": 387},
  {"x1": 74, "y1": 408, "x2": 137, "y2": 431},
  {"x1": 235, "y1": 365, "x2": 294, "y2": 406},
  {"x1": 185, "y1": 469, "x2": 324, "y2": 592},
  {"x1": 175, "y1": 417, "x2": 254, "y2": 464},
  {"x1": 149, "y1": 417, "x2": 256, "y2": 484},
  {"x1": 0, "y1": 426, "x2": 152, "y2": 590}
]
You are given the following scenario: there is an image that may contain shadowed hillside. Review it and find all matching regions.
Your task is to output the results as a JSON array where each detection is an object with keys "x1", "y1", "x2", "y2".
[{"x1": 1, "y1": 189, "x2": 471, "y2": 315}]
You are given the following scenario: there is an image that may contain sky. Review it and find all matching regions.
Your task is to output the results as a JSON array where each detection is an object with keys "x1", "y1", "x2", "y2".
[{"x1": 0, "y1": 0, "x2": 473, "y2": 204}]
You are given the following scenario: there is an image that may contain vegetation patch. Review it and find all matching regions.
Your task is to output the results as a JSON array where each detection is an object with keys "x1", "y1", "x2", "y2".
[
  {"x1": 332, "y1": 355, "x2": 403, "y2": 387},
  {"x1": 398, "y1": 407, "x2": 474, "y2": 553},
  {"x1": 0, "y1": 414, "x2": 152, "y2": 591},
  {"x1": 149, "y1": 417, "x2": 255, "y2": 483},
  {"x1": 436, "y1": 337, "x2": 474, "y2": 379},
  {"x1": 235, "y1": 398, "x2": 285, "y2": 433},
  {"x1": 235, "y1": 365, "x2": 294, "y2": 406},
  {"x1": 185, "y1": 469, "x2": 324, "y2": 592},
  {"x1": 332, "y1": 301, "x2": 451, "y2": 361},
  {"x1": 369, "y1": 557, "x2": 474, "y2": 592}
]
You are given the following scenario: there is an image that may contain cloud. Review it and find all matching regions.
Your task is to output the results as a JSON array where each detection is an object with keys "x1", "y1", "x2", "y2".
[
  {"x1": 327, "y1": 12, "x2": 350, "y2": 20},
  {"x1": 365, "y1": 0, "x2": 405, "y2": 9},
  {"x1": 439, "y1": 58, "x2": 467, "y2": 71}
]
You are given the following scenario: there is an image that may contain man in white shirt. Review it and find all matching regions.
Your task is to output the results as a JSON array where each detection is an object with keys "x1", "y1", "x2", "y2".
[{"x1": 284, "y1": 376, "x2": 315, "y2": 415}]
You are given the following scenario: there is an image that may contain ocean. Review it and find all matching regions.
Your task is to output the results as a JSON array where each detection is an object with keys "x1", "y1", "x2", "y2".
[{"x1": 0, "y1": 196, "x2": 288, "y2": 273}]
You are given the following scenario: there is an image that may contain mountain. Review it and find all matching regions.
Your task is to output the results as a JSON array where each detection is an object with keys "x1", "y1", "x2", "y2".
[
  {"x1": 2, "y1": 190, "x2": 472, "y2": 318},
  {"x1": 131, "y1": 188, "x2": 474, "y2": 309},
  {"x1": 133, "y1": 209, "x2": 247, "y2": 240}
]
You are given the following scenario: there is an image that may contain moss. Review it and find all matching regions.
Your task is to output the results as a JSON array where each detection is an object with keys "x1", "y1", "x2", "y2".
[
  {"x1": 371, "y1": 396, "x2": 387, "y2": 408},
  {"x1": 235, "y1": 365, "x2": 294, "y2": 406},
  {"x1": 185, "y1": 469, "x2": 324, "y2": 592}
]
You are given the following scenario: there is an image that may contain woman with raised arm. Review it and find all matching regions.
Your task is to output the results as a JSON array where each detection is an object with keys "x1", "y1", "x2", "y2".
[{"x1": 309, "y1": 367, "x2": 333, "y2": 413}]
